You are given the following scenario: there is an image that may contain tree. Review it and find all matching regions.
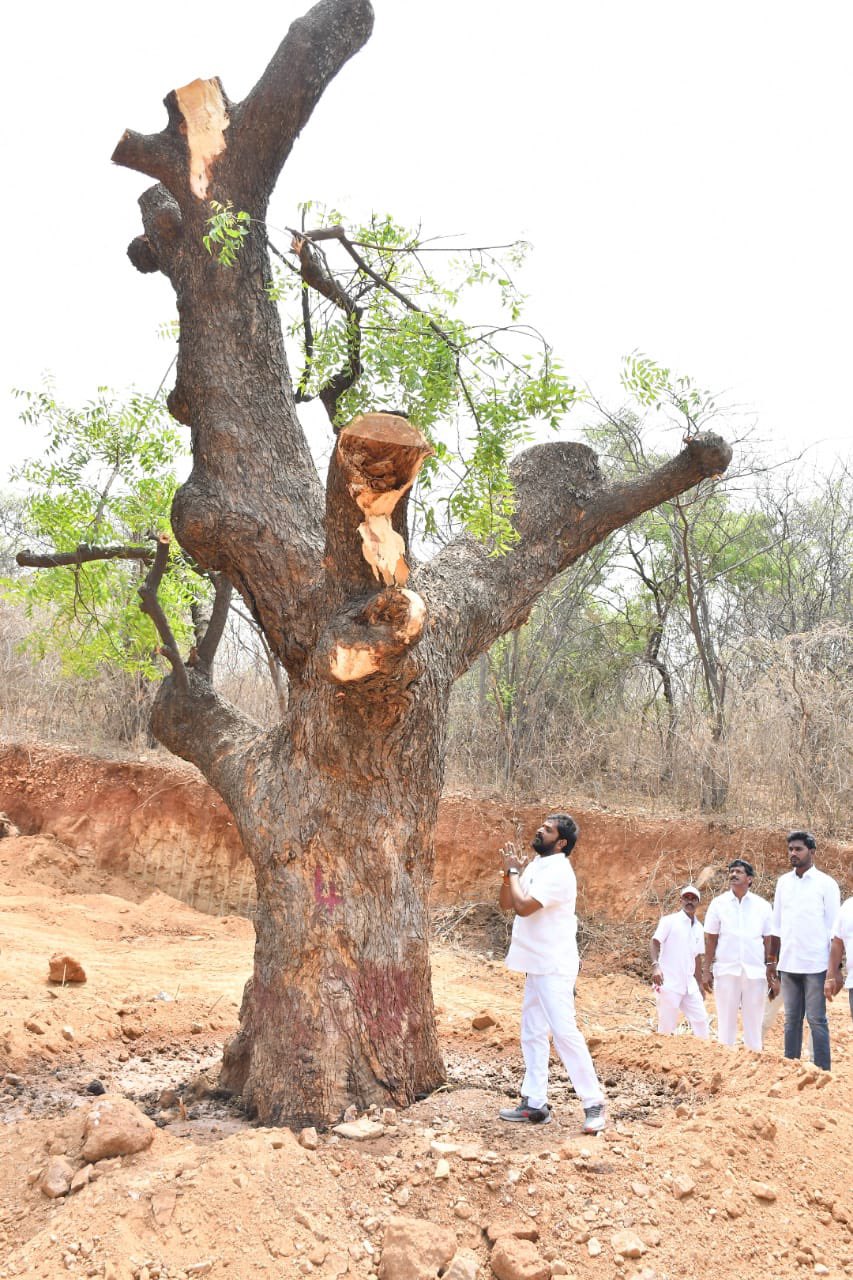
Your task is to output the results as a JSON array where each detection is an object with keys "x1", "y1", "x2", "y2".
[
  {"x1": 5, "y1": 385, "x2": 199, "y2": 676},
  {"x1": 18, "y1": 0, "x2": 731, "y2": 1126},
  {"x1": 587, "y1": 365, "x2": 773, "y2": 810}
]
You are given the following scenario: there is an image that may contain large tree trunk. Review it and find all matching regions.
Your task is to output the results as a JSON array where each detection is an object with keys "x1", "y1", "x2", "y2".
[
  {"x1": 113, "y1": 0, "x2": 733, "y2": 1126},
  {"x1": 153, "y1": 642, "x2": 452, "y2": 1125}
]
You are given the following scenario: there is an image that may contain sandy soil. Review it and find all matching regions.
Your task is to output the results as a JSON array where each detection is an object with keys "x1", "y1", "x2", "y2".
[{"x1": 1, "y1": 823, "x2": 853, "y2": 1280}]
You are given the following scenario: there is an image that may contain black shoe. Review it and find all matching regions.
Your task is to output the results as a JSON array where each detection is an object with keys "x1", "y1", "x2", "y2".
[{"x1": 498, "y1": 1099, "x2": 552, "y2": 1124}]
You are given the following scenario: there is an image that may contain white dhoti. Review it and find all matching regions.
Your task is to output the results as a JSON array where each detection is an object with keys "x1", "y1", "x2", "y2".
[
  {"x1": 714, "y1": 973, "x2": 766, "y2": 1051},
  {"x1": 655, "y1": 982, "x2": 709, "y2": 1038}
]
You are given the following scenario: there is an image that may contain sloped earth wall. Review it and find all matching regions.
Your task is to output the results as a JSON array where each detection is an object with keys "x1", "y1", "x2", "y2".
[{"x1": 1, "y1": 742, "x2": 850, "y2": 922}]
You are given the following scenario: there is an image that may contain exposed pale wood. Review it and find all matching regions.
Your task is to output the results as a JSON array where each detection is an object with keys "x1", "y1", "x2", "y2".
[
  {"x1": 336, "y1": 414, "x2": 432, "y2": 586},
  {"x1": 326, "y1": 587, "x2": 426, "y2": 683},
  {"x1": 358, "y1": 516, "x2": 408, "y2": 586},
  {"x1": 173, "y1": 78, "x2": 230, "y2": 199}
]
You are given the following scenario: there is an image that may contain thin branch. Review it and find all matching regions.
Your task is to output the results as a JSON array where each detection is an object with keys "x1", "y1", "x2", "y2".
[
  {"x1": 138, "y1": 535, "x2": 190, "y2": 694},
  {"x1": 17, "y1": 544, "x2": 155, "y2": 569},
  {"x1": 295, "y1": 223, "x2": 487, "y2": 433},
  {"x1": 287, "y1": 233, "x2": 364, "y2": 421}
]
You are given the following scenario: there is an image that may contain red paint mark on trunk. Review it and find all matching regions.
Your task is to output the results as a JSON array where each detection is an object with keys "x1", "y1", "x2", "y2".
[{"x1": 314, "y1": 865, "x2": 343, "y2": 915}]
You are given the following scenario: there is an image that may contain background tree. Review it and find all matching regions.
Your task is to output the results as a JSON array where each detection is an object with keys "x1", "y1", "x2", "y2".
[
  {"x1": 17, "y1": 0, "x2": 730, "y2": 1126},
  {"x1": 4, "y1": 385, "x2": 208, "y2": 742}
]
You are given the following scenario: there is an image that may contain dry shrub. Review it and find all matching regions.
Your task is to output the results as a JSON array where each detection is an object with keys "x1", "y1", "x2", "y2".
[{"x1": 724, "y1": 625, "x2": 852, "y2": 834}]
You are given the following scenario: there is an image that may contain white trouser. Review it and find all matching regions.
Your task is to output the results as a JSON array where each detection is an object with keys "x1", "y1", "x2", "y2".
[
  {"x1": 520, "y1": 973, "x2": 603, "y2": 1110},
  {"x1": 655, "y1": 982, "x2": 709, "y2": 1038},
  {"x1": 714, "y1": 972, "x2": 767, "y2": 1051}
]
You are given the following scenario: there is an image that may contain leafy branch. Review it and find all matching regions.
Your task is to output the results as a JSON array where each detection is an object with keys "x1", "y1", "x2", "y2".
[
  {"x1": 203, "y1": 200, "x2": 252, "y2": 267},
  {"x1": 269, "y1": 205, "x2": 579, "y2": 551},
  {"x1": 201, "y1": 197, "x2": 578, "y2": 551}
]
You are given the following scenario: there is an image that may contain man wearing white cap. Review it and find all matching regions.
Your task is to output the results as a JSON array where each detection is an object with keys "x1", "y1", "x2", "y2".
[
  {"x1": 650, "y1": 886, "x2": 709, "y2": 1038},
  {"x1": 703, "y1": 859, "x2": 774, "y2": 1051}
]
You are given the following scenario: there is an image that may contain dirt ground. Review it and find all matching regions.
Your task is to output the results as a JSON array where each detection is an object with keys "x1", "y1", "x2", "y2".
[{"x1": 1, "y1": 752, "x2": 853, "y2": 1280}]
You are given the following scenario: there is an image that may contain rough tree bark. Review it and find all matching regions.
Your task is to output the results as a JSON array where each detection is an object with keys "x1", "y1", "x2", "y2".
[{"x1": 111, "y1": 0, "x2": 733, "y2": 1126}]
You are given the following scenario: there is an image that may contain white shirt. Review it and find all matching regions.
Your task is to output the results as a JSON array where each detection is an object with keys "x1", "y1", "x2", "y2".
[
  {"x1": 704, "y1": 889, "x2": 773, "y2": 980},
  {"x1": 831, "y1": 897, "x2": 853, "y2": 989},
  {"x1": 653, "y1": 909, "x2": 704, "y2": 995},
  {"x1": 772, "y1": 866, "x2": 841, "y2": 973},
  {"x1": 505, "y1": 854, "x2": 579, "y2": 977}
]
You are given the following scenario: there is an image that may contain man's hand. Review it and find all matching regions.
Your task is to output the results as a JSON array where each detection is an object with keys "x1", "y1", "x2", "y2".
[
  {"x1": 701, "y1": 967, "x2": 714, "y2": 996},
  {"x1": 824, "y1": 973, "x2": 843, "y2": 1000},
  {"x1": 651, "y1": 963, "x2": 664, "y2": 988},
  {"x1": 500, "y1": 842, "x2": 527, "y2": 875}
]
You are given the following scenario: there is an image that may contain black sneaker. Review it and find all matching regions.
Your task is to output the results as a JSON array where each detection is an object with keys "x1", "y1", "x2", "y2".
[
  {"x1": 582, "y1": 1103, "x2": 606, "y2": 1134},
  {"x1": 498, "y1": 1099, "x2": 552, "y2": 1124}
]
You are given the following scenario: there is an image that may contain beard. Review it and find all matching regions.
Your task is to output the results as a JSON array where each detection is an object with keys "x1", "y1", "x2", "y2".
[{"x1": 531, "y1": 833, "x2": 546, "y2": 853}]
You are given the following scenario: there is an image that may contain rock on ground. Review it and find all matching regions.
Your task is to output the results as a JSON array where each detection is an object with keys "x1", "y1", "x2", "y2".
[
  {"x1": 489, "y1": 1236, "x2": 551, "y2": 1280},
  {"x1": 48, "y1": 952, "x2": 87, "y2": 983},
  {"x1": 80, "y1": 1094, "x2": 156, "y2": 1161},
  {"x1": 39, "y1": 1154, "x2": 74, "y2": 1198},
  {"x1": 378, "y1": 1215, "x2": 458, "y2": 1280}
]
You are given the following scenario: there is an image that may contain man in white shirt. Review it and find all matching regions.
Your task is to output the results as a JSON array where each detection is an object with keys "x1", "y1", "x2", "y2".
[
  {"x1": 703, "y1": 860, "x2": 773, "y2": 1051},
  {"x1": 650, "y1": 886, "x2": 708, "y2": 1038},
  {"x1": 825, "y1": 896, "x2": 853, "y2": 1022},
  {"x1": 768, "y1": 829, "x2": 840, "y2": 1070},
  {"x1": 498, "y1": 813, "x2": 606, "y2": 1135}
]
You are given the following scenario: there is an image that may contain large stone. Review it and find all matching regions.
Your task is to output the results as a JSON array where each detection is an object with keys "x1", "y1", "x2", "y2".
[
  {"x1": 471, "y1": 1011, "x2": 497, "y2": 1030},
  {"x1": 490, "y1": 1236, "x2": 550, "y2": 1280},
  {"x1": 0, "y1": 812, "x2": 21, "y2": 838},
  {"x1": 39, "y1": 1155, "x2": 74, "y2": 1198},
  {"x1": 378, "y1": 1216, "x2": 457, "y2": 1280},
  {"x1": 70, "y1": 1164, "x2": 92, "y2": 1193},
  {"x1": 611, "y1": 1230, "x2": 646, "y2": 1259},
  {"x1": 672, "y1": 1175, "x2": 695, "y2": 1199},
  {"x1": 48, "y1": 954, "x2": 87, "y2": 984},
  {"x1": 332, "y1": 1117, "x2": 385, "y2": 1141},
  {"x1": 81, "y1": 1095, "x2": 156, "y2": 1161}
]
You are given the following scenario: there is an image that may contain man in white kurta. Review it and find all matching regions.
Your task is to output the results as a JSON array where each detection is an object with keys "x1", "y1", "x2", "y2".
[
  {"x1": 703, "y1": 860, "x2": 773, "y2": 1051},
  {"x1": 498, "y1": 813, "x2": 605, "y2": 1134},
  {"x1": 825, "y1": 896, "x2": 853, "y2": 1023},
  {"x1": 650, "y1": 886, "x2": 709, "y2": 1037}
]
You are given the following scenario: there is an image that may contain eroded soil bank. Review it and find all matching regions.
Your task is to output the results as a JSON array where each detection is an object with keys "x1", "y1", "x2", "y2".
[{"x1": 2, "y1": 743, "x2": 849, "y2": 920}]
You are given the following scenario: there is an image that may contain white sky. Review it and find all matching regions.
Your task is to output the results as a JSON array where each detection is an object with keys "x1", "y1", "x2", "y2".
[{"x1": 2, "y1": 0, "x2": 851, "y2": 477}]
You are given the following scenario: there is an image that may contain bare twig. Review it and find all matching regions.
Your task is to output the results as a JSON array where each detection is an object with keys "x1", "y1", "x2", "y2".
[{"x1": 138, "y1": 534, "x2": 190, "y2": 694}]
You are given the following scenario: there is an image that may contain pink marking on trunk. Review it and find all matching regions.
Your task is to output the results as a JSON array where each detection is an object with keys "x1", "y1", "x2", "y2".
[{"x1": 314, "y1": 865, "x2": 343, "y2": 915}]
